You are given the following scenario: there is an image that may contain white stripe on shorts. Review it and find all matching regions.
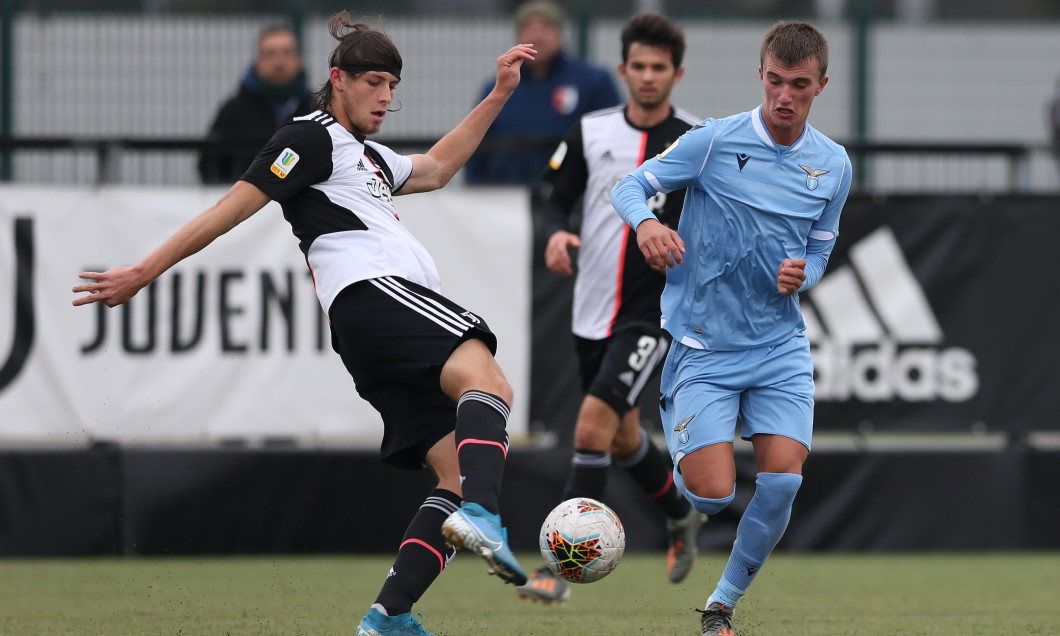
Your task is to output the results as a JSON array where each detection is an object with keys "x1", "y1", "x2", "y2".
[
  {"x1": 369, "y1": 277, "x2": 472, "y2": 337},
  {"x1": 377, "y1": 277, "x2": 477, "y2": 332}
]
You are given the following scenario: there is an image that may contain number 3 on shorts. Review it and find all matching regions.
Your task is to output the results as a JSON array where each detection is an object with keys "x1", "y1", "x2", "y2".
[{"x1": 627, "y1": 335, "x2": 659, "y2": 371}]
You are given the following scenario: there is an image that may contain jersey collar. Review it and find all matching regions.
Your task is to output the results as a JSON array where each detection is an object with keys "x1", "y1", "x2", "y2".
[{"x1": 751, "y1": 105, "x2": 808, "y2": 153}]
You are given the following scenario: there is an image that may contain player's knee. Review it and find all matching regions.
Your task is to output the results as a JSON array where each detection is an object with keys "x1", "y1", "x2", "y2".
[
  {"x1": 754, "y1": 471, "x2": 803, "y2": 508},
  {"x1": 685, "y1": 486, "x2": 735, "y2": 516},
  {"x1": 466, "y1": 373, "x2": 513, "y2": 407},
  {"x1": 572, "y1": 398, "x2": 621, "y2": 450},
  {"x1": 609, "y1": 423, "x2": 641, "y2": 456},
  {"x1": 674, "y1": 467, "x2": 735, "y2": 515},
  {"x1": 442, "y1": 339, "x2": 513, "y2": 405},
  {"x1": 490, "y1": 379, "x2": 513, "y2": 406},
  {"x1": 572, "y1": 421, "x2": 610, "y2": 450}
]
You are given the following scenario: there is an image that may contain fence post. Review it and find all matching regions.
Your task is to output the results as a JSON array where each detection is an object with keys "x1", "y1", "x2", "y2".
[
  {"x1": 851, "y1": 0, "x2": 872, "y2": 190},
  {"x1": 287, "y1": 0, "x2": 306, "y2": 59},
  {"x1": 1, "y1": 0, "x2": 14, "y2": 181},
  {"x1": 574, "y1": 0, "x2": 590, "y2": 59}
]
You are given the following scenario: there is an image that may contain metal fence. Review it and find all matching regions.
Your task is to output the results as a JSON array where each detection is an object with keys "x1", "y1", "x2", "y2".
[
  {"x1": 2, "y1": 136, "x2": 1054, "y2": 194},
  {"x1": 1, "y1": 13, "x2": 1059, "y2": 191}
]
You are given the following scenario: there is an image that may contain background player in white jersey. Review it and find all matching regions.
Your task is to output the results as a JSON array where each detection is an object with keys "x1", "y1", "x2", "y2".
[
  {"x1": 611, "y1": 21, "x2": 852, "y2": 636},
  {"x1": 515, "y1": 13, "x2": 705, "y2": 605},
  {"x1": 73, "y1": 12, "x2": 535, "y2": 636}
]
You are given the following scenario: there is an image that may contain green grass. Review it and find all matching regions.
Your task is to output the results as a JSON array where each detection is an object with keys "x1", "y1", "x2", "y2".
[{"x1": 0, "y1": 552, "x2": 1057, "y2": 635}]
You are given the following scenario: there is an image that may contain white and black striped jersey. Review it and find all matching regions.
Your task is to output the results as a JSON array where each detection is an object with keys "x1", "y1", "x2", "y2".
[
  {"x1": 241, "y1": 110, "x2": 438, "y2": 314},
  {"x1": 542, "y1": 105, "x2": 700, "y2": 340}
]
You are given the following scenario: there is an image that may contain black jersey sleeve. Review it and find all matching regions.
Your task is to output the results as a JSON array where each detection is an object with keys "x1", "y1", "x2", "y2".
[
  {"x1": 539, "y1": 121, "x2": 589, "y2": 236},
  {"x1": 240, "y1": 120, "x2": 334, "y2": 202}
]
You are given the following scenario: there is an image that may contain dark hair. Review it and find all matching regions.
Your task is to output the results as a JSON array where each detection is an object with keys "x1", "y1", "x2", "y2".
[
  {"x1": 310, "y1": 11, "x2": 403, "y2": 111},
  {"x1": 621, "y1": 13, "x2": 685, "y2": 68},
  {"x1": 760, "y1": 20, "x2": 829, "y2": 78}
]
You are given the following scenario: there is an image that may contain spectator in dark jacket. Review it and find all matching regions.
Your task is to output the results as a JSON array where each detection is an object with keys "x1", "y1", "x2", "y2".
[
  {"x1": 464, "y1": 0, "x2": 621, "y2": 185},
  {"x1": 198, "y1": 25, "x2": 312, "y2": 184}
]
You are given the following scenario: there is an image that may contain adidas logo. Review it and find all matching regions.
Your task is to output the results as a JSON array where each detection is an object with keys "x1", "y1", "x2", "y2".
[
  {"x1": 356, "y1": 159, "x2": 367, "y2": 171},
  {"x1": 804, "y1": 226, "x2": 978, "y2": 402},
  {"x1": 600, "y1": 150, "x2": 614, "y2": 162},
  {"x1": 618, "y1": 371, "x2": 634, "y2": 386}
]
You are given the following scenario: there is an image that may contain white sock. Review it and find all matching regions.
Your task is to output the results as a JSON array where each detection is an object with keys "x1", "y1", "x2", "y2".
[{"x1": 371, "y1": 603, "x2": 389, "y2": 616}]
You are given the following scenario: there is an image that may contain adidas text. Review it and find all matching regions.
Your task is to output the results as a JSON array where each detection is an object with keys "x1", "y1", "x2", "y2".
[{"x1": 813, "y1": 338, "x2": 978, "y2": 402}]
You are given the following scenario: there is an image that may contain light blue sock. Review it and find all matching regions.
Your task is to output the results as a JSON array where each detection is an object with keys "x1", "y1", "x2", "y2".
[{"x1": 710, "y1": 472, "x2": 802, "y2": 608}]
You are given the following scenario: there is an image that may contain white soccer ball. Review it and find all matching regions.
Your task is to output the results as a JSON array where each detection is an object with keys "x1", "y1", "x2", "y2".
[{"x1": 539, "y1": 497, "x2": 626, "y2": 583}]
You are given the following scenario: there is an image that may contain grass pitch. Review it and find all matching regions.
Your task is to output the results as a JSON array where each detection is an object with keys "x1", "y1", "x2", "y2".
[{"x1": 0, "y1": 552, "x2": 1057, "y2": 635}]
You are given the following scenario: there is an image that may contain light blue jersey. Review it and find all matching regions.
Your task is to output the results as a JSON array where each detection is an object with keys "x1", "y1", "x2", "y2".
[{"x1": 612, "y1": 106, "x2": 852, "y2": 351}]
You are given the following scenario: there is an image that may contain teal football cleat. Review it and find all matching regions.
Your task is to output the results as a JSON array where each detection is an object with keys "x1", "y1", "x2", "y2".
[
  {"x1": 441, "y1": 502, "x2": 528, "y2": 585},
  {"x1": 356, "y1": 608, "x2": 434, "y2": 636}
]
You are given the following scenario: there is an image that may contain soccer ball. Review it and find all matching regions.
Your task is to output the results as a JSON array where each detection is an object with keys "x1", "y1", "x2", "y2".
[{"x1": 539, "y1": 497, "x2": 626, "y2": 583}]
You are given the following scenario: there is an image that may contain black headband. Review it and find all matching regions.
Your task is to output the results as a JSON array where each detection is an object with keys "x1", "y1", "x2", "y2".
[{"x1": 338, "y1": 64, "x2": 401, "y2": 79}]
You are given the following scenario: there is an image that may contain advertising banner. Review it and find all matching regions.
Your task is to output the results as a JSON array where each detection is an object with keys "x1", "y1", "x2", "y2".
[
  {"x1": 807, "y1": 195, "x2": 1059, "y2": 433},
  {"x1": 0, "y1": 186, "x2": 531, "y2": 447}
]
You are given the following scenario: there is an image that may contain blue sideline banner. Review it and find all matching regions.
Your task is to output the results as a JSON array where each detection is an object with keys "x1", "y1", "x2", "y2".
[
  {"x1": 806, "y1": 195, "x2": 1059, "y2": 434},
  {"x1": 0, "y1": 186, "x2": 531, "y2": 447}
]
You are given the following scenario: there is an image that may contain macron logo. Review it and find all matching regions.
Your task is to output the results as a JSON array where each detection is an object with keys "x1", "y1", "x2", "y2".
[{"x1": 803, "y1": 227, "x2": 978, "y2": 403}]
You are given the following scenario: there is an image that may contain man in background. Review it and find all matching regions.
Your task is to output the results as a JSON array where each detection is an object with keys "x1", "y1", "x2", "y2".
[
  {"x1": 464, "y1": 0, "x2": 620, "y2": 185},
  {"x1": 515, "y1": 12, "x2": 705, "y2": 606},
  {"x1": 198, "y1": 25, "x2": 312, "y2": 184},
  {"x1": 465, "y1": 1, "x2": 622, "y2": 446}
]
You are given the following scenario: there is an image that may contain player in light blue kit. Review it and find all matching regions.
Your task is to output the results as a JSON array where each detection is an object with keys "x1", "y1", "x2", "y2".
[{"x1": 610, "y1": 21, "x2": 851, "y2": 636}]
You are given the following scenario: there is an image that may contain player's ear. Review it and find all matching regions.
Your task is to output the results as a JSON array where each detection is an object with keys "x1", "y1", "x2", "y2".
[
  {"x1": 329, "y1": 67, "x2": 345, "y2": 90},
  {"x1": 618, "y1": 62, "x2": 627, "y2": 83},
  {"x1": 674, "y1": 66, "x2": 684, "y2": 85},
  {"x1": 815, "y1": 74, "x2": 829, "y2": 95}
]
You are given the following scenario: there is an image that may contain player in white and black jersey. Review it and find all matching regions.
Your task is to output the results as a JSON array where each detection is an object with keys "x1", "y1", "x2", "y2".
[
  {"x1": 74, "y1": 12, "x2": 535, "y2": 636},
  {"x1": 516, "y1": 13, "x2": 707, "y2": 605}
]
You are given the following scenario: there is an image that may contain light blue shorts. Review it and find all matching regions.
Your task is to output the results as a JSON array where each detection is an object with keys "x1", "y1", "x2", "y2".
[{"x1": 659, "y1": 334, "x2": 814, "y2": 465}]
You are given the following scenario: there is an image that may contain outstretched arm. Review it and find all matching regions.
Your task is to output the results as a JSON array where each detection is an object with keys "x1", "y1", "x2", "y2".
[
  {"x1": 72, "y1": 181, "x2": 271, "y2": 307},
  {"x1": 400, "y1": 44, "x2": 536, "y2": 194}
]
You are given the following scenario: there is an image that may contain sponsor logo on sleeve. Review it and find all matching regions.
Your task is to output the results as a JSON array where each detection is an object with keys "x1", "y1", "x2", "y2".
[
  {"x1": 270, "y1": 148, "x2": 300, "y2": 179},
  {"x1": 549, "y1": 141, "x2": 568, "y2": 170},
  {"x1": 657, "y1": 139, "x2": 679, "y2": 159}
]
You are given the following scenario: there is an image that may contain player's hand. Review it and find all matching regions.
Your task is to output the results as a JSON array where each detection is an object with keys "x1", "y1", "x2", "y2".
[
  {"x1": 776, "y1": 258, "x2": 806, "y2": 296},
  {"x1": 72, "y1": 267, "x2": 146, "y2": 307},
  {"x1": 635, "y1": 219, "x2": 684, "y2": 272},
  {"x1": 495, "y1": 44, "x2": 536, "y2": 94},
  {"x1": 544, "y1": 230, "x2": 581, "y2": 276}
]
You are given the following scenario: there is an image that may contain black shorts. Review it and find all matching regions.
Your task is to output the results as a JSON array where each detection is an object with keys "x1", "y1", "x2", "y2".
[
  {"x1": 328, "y1": 276, "x2": 498, "y2": 470},
  {"x1": 574, "y1": 325, "x2": 671, "y2": 418}
]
